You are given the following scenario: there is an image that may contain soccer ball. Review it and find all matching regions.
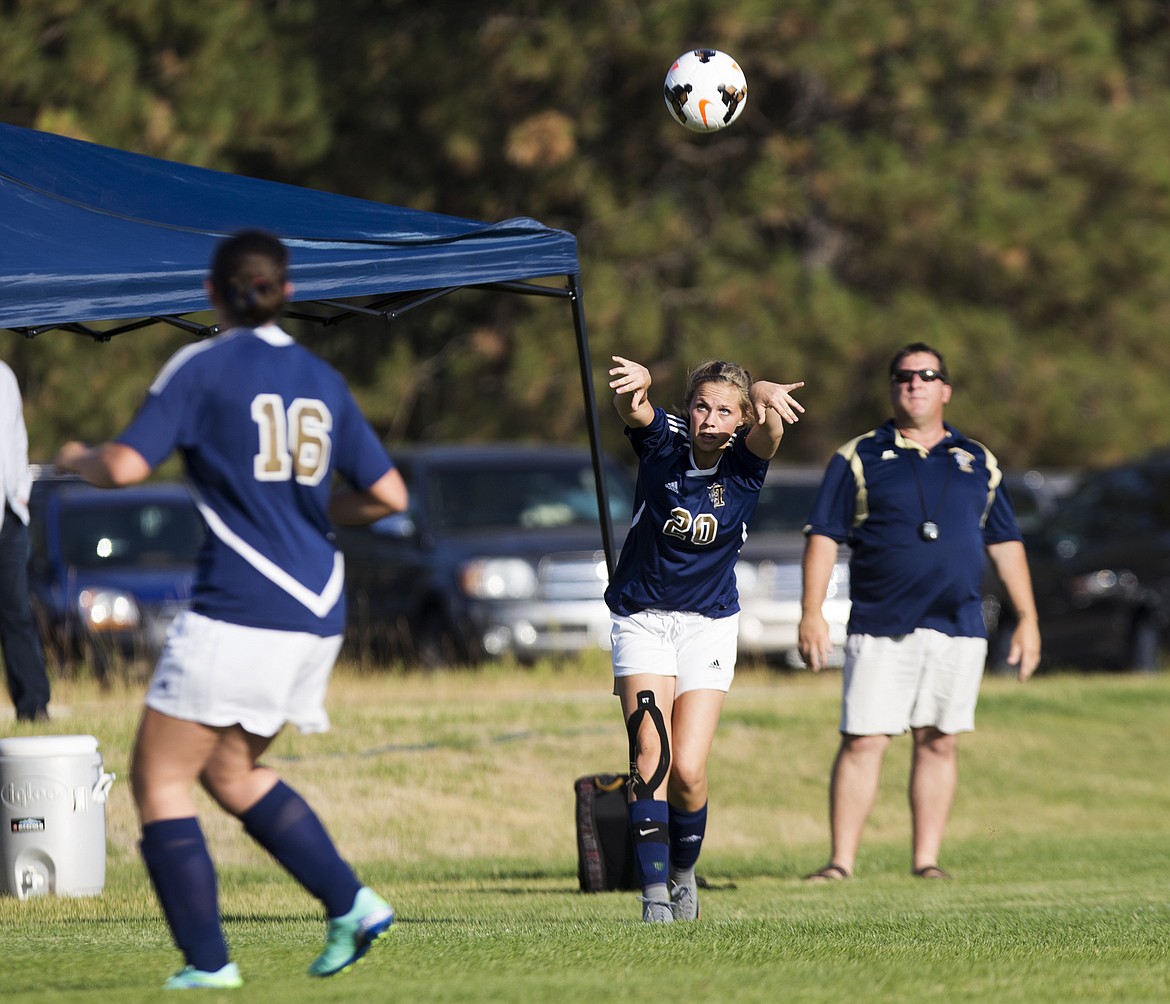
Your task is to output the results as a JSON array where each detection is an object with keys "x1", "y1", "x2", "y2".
[{"x1": 663, "y1": 49, "x2": 748, "y2": 132}]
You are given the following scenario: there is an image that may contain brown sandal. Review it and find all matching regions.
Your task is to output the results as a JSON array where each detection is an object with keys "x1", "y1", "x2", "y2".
[
  {"x1": 912, "y1": 864, "x2": 952, "y2": 879},
  {"x1": 803, "y1": 862, "x2": 851, "y2": 882}
]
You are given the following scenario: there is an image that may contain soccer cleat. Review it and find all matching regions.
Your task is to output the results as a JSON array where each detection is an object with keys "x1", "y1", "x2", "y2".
[
  {"x1": 308, "y1": 887, "x2": 395, "y2": 977},
  {"x1": 163, "y1": 962, "x2": 243, "y2": 990},
  {"x1": 639, "y1": 896, "x2": 674, "y2": 923},
  {"x1": 670, "y1": 876, "x2": 700, "y2": 921}
]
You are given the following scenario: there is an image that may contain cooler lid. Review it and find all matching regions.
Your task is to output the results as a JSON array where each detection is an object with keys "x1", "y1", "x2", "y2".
[{"x1": 0, "y1": 734, "x2": 100, "y2": 756}]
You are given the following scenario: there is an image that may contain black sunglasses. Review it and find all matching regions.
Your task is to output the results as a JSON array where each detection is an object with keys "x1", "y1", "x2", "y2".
[{"x1": 890, "y1": 368, "x2": 947, "y2": 384}]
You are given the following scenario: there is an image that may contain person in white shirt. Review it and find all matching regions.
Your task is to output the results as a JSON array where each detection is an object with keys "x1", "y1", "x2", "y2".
[{"x1": 0, "y1": 359, "x2": 49, "y2": 721}]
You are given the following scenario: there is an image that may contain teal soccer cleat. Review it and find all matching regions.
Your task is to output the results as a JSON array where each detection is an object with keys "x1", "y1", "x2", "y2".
[
  {"x1": 163, "y1": 962, "x2": 243, "y2": 990},
  {"x1": 308, "y1": 887, "x2": 395, "y2": 977}
]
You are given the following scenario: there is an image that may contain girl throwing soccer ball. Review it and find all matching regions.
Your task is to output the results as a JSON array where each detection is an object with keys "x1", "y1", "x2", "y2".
[{"x1": 604, "y1": 355, "x2": 805, "y2": 922}]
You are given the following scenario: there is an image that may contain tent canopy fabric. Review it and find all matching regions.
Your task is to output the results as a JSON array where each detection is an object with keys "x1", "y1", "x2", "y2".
[
  {"x1": 0, "y1": 121, "x2": 580, "y2": 331},
  {"x1": 0, "y1": 123, "x2": 618, "y2": 570}
]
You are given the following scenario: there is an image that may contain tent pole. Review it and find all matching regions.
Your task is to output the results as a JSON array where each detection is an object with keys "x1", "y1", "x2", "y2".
[{"x1": 568, "y1": 273, "x2": 617, "y2": 578}]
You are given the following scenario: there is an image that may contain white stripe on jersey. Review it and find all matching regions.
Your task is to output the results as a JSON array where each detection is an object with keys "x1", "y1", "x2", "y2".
[
  {"x1": 149, "y1": 325, "x2": 293, "y2": 395},
  {"x1": 149, "y1": 335, "x2": 226, "y2": 395},
  {"x1": 191, "y1": 489, "x2": 345, "y2": 619}
]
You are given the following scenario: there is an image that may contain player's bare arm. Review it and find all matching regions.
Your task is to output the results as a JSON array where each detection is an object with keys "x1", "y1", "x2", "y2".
[
  {"x1": 609, "y1": 355, "x2": 655, "y2": 429},
  {"x1": 329, "y1": 467, "x2": 409, "y2": 526},
  {"x1": 745, "y1": 379, "x2": 805, "y2": 460},
  {"x1": 54, "y1": 440, "x2": 151, "y2": 487}
]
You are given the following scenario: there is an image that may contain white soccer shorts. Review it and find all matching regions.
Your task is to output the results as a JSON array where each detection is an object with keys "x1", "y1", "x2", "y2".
[
  {"x1": 145, "y1": 609, "x2": 343, "y2": 737},
  {"x1": 611, "y1": 609, "x2": 738, "y2": 695}
]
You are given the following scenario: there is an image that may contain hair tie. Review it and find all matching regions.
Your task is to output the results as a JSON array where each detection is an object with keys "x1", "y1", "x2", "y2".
[{"x1": 247, "y1": 275, "x2": 274, "y2": 306}]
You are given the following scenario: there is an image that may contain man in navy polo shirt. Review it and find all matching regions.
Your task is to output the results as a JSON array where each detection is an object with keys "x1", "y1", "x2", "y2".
[{"x1": 798, "y1": 342, "x2": 1040, "y2": 882}]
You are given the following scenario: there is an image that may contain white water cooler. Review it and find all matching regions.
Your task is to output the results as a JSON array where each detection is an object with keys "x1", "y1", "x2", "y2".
[{"x1": 0, "y1": 734, "x2": 115, "y2": 898}]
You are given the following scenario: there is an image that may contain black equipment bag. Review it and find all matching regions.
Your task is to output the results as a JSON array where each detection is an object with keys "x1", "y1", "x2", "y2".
[{"x1": 574, "y1": 772, "x2": 638, "y2": 892}]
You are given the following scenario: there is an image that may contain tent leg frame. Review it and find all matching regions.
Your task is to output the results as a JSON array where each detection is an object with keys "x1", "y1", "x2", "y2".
[{"x1": 568, "y1": 273, "x2": 617, "y2": 578}]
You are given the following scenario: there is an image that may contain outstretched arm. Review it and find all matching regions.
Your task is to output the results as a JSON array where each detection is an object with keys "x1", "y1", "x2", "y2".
[
  {"x1": 608, "y1": 355, "x2": 656, "y2": 429},
  {"x1": 54, "y1": 441, "x2": 152, "y2": 487},
  {"x1": 744, "y1": 379, "x2": 806, "y2": 460}
]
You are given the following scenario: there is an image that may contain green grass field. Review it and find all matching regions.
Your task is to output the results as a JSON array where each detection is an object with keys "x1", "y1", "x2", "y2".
[{"x1": 3, "y1": 657, "x2": 1170, "y2": 1002}]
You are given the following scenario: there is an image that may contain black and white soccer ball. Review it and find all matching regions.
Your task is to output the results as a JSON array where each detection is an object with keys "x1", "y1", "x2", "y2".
[{"x1": 663, "y1": 48, "x2": 748, "y2": 132}]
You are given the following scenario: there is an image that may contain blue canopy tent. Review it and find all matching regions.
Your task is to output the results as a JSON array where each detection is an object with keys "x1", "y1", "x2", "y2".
[{"x1": 0, "y1": 121, "x2": 617, "y2": 568}]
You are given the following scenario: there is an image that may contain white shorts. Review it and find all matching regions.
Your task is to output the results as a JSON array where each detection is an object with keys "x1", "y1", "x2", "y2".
[
  {"x1": 145, "y1": 610, "x2": 343, "y2": 738},
  {"x1": 840, "y1": 629, "x2": 987, "y2": 736},
  {"x1": 610, "y1": 609, "x2": 738, "y2": 696}
]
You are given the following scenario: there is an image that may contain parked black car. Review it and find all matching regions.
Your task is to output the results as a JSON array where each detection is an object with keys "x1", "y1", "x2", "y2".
[
  {"x1": 336, "y1": 444, "x2": 635, "y2": 666},
  {"x1": 1000, "y1": 468, "x2": 1072, "y2": 534},
  {"x1": 27, "y1": 469, "x2": 202, "y2": 676},
  {"x1": 989, "y1": 456, "x2": 1169, "y2": 672}
]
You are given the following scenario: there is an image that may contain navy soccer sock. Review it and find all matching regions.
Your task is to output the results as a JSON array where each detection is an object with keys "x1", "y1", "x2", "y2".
[
  {"x1": 628, "y1": 799, "x2": 670, "y2": 897},
  {"x1": 240, "y1": 780, "x2": 362, "y2": 918},
  {"x1": 669, "y1": 802, "x2": 708, "y2": 881},
  {"x1": 139, "y1": 817, "x2": 229, "y2": 973}
]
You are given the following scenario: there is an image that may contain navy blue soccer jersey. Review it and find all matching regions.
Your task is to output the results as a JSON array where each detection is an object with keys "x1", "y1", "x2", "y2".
[
  {"x1": 804, "y1": 420, "x2": 1021, "y2": 639},
  {"x1": 604, "y1": 407, "x2": 770, "y2": 618},
  {"x1": 116, "y1": 325, "x2": 393, "y2": 636}
]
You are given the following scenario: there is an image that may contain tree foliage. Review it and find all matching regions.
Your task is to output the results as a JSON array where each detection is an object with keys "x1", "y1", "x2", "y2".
[{"x1": 5, "y1": 0, "x2": 1170, "y2": 469}]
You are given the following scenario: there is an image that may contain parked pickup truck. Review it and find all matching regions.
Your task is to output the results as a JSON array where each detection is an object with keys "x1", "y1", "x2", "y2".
[
  {"x1": 27, "y1": 468, "x2": 201, "y2": 677},
  {"x1": 335, "y1": 444, "x2": 634, "y2": 667}
]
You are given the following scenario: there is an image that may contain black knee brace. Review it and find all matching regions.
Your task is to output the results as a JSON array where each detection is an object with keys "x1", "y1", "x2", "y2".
[{"x1": 626, "y1": 689, "x2": 670, "y2": 800}]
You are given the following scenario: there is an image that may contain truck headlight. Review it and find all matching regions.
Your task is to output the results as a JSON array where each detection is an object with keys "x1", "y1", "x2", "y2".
[
  {"x1": 460, "y1": 559, "x2": 538, "y2": 599},
  {"x1": 78, "y1": 589, "x2": 140, "y2": 631}
]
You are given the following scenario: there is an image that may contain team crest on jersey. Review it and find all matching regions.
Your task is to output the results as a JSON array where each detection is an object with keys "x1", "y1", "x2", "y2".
[
  {"x1": 708, "y1": 483, "x2": 726, "y2": 508},
  {"x1": 950, "y1": 448, "x2": 976, "y2": 473}
]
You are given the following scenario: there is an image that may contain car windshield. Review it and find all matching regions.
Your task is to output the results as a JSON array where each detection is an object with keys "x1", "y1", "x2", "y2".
[
  {"x1": 750, "y1": 482, "x2": 820, "y2": 533},
  {"x1": 60, "y1": 499, "x2": 204, "y2": 569},
  {"x1": 426, "y1": 463, "x2": 634, "y2": 533}
]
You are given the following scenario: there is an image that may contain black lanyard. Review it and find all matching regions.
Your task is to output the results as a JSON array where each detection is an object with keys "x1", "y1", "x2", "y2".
[{"x1": 908, "y1": 447, "x2": 952, "y2": 542}]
